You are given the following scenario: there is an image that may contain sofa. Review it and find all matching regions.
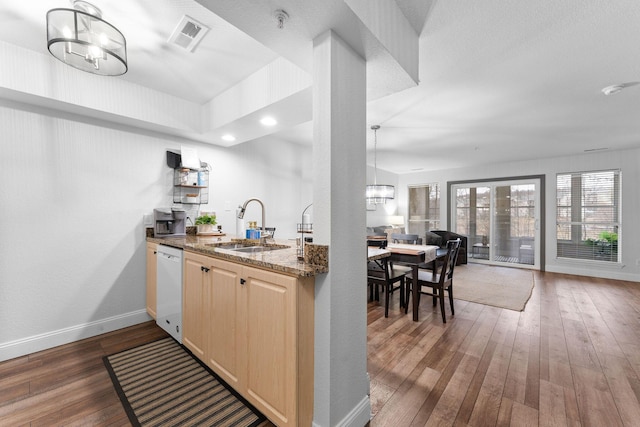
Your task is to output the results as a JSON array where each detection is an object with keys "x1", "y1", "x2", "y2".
[
  {"x1": 366, "y1": 225, "x2": 423, "y2": 245},
  {"x1": 424, "y1": 230, "x2": 468, "y2": 265},
  {"x1": 367, "y1": 225, "x2": 404, "y2": 236}
]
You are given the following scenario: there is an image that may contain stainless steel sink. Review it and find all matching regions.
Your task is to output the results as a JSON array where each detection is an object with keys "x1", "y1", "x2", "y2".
[
  {"x1": 230, "y1": 246, "x2": 287, "y2": 253},
  {"x1": 210, "y1": 243, "x2": 250, "y2": 250},
  {"x1": 207, "y1": 243, "x2": 289, "y2": 253}
]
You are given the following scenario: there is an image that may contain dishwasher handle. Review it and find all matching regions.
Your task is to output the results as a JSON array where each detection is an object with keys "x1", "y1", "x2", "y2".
[{"x1": 158, "y1": 252, "x2": 181, "y2": 262}]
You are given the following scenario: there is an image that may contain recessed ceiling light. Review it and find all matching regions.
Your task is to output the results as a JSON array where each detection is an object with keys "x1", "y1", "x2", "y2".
[
  {"x1": 221, "y1": 134, "x2": 236, "y2": 142},
  {"x1": 601, "y1": 82, "x2": 640, "y2": 95},
  {"x1": 260, "y1": 117, "x2": 277, "y2": 126}
]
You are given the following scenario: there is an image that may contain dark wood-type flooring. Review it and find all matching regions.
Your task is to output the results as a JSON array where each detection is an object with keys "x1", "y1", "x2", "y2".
[
  {"x1": 368, "y1": 269, "x2": 640, "y2": 426},
  {"x1": 2, "y1": 268, "x2": 640, "y2": 426}
]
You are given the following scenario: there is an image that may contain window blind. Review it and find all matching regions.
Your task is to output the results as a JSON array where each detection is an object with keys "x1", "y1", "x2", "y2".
[
  {"x1": 556, "y1": 170, "x2": 620, "y2": 262},
  {"x1": 408, "y1": 184, "x2": 440, "y2": 235}
]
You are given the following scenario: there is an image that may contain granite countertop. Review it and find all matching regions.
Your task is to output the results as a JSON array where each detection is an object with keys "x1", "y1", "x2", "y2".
[{"x1": 147, "y1": 234, "x2": 328, "y2": 277}]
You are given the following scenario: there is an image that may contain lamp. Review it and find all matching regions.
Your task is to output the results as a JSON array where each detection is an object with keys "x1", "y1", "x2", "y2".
[
  {"x1": 366, "y1": 125, "x2": 395, "y2": 204},
  {"x1": 46, "y1": 1, "x2": 127, "y2": 76},
  {"x1": 388, "y1": 216, "x2": 405, "y2": 227}
]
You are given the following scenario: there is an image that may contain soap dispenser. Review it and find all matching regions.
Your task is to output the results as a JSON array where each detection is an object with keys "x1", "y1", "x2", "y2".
[{"x1": 235, "y1": 206, "x2": 245, "y2": 238}]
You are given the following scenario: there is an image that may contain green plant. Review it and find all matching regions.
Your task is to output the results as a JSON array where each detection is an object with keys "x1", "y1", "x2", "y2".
[
  {"x1": 195, "y1": 214, "x2": 217, "y2": 225},
  {"x1": 598, "y1": 231, "x2": 618, "y2": 244}
]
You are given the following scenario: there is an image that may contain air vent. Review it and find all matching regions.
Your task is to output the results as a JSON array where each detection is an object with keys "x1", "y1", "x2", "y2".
[{"x1": 168, "y1": 15, "x2": 210, "y2": 52}]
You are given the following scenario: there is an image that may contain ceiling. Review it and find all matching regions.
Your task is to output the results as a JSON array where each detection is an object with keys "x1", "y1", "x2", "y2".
[{"x1": 2, "y1": 0, "x2": 640, "y2": 174}]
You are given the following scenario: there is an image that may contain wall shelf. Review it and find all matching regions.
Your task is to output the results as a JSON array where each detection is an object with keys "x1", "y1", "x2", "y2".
[{"x1": 173, "y1": 166, "x2": 209, "y2": 205}]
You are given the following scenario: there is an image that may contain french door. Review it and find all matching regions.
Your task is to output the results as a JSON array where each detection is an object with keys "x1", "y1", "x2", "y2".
[{"x1": 451, "y1": 178, "x2": 541, "y2": 269}]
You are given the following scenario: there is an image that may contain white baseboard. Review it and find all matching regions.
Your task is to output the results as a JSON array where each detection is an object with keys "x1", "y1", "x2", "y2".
[
  {"x1": 0, "y1": 309, "x2": 152, "y2": 362},
  {"x1": 547, "y1": 263, "x2": 640, "y2": 282},
  {"x1": 336, "y1": 396, "x2": 371, "y2": 427},
  {"x1": 313, "y1": 395, "x2": 371, "y2": 427}
]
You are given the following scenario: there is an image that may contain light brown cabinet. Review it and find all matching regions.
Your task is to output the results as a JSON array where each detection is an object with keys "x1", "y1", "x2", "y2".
[
  {"x1": 182, "y1": 251, "x2": 315, "y2": 427},
  {"x1": 207, "y1": 258, "x2": 243, "y2": 389},
  {"x1": 145, "y1": 242, "x2": 158, "y2": 319},
  {"x1": 182, "y1": 251, "x2": 209, "y2": 360},
  {"x1": 243, "y1": 264, "x2": 312, "y2": 427}
]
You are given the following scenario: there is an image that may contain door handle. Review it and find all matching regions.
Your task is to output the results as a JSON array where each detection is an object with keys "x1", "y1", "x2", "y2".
[
  {"x1": 201, "y1": 266, "x2": 210, "y2": 273},
  {"x1": 240, "y1": 278, "x2": 246, "y2": 285}
]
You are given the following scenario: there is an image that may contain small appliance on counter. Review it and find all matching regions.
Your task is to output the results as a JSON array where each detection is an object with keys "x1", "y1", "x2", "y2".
[{"x1": 153, "y1": 207, "x2": 186, "y2": 238}]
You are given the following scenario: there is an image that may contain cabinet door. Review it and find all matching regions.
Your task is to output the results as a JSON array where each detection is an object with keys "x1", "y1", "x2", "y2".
[
  {"x1": 208, "y1": 258, "x2": 243, "y2": 388},
  {"x1": 243, "y1": 266, "x2": 298, "y2": 426},
  {"x1": 183, "y1": 252, "x2": 210, "y2": 360},
  {"x1": 145, "y1": 242, "x2": 158, "y2": 319}
]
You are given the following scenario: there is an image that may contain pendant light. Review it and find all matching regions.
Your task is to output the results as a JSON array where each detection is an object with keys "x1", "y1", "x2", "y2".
[
  {"x1": 366, "y1": 125, "x2": 395, "y2": 204},
  {"x1": 46, "y1": 1, "x2": 127, "y2": 76}
]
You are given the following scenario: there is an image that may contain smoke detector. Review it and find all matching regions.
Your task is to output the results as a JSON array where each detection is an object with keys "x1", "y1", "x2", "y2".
[
  {"x1": 273, "y1": 9, "x2": 289, "y2": 29},
  {"x1": 601, "y1": 81, "x2": 640, "y2": 95},
  {"x1": 168, "y1": 15, "x2": 210, "y2": 52}
]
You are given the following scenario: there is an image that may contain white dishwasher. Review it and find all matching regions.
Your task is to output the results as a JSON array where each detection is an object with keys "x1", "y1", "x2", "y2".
[{"x1": 156, "y1": 245, "x2": 183, "y2": 343}]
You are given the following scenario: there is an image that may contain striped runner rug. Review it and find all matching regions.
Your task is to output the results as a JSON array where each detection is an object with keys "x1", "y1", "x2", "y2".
[{"x1": 103, "y1": 337, "x2": 266, "y2": 427}]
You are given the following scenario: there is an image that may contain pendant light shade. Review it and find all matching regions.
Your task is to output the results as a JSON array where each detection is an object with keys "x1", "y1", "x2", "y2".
[
  {"x1": 366, "y1": 184, "x2": 395, "y2": 203},
  {"x1": 366, "y1": 125, "x2": 395, "y2": 204},
  {"x1": 46, "y1": 1, "x2": 127, "y2": 76}
]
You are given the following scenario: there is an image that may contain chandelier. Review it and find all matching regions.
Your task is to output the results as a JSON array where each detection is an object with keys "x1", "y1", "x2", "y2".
[
  {"x1": 46, "y1": 1, "x2": 127, "y2": 76},
  {"x1": 366, "y1": 125, "x2": 395, "y2": 204}
]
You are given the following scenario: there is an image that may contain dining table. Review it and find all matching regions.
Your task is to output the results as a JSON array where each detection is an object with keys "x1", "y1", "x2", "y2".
[{"x1": 367, "y1": 243, "x2": 439, "y2": 321}]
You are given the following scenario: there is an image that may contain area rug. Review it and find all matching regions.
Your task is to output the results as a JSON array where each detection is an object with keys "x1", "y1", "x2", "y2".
[
  {"x1": 103, "y1": 337, "x2": 266, "y2": 427},
  {"x1": 452, "y1": 263, "x2": 535, "y2": 311}
]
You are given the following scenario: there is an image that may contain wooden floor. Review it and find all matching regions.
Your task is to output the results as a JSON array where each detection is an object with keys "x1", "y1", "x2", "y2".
[
  {"x1": 0, "y1": 321, "x2": 169, "y2": 426},
  {"x1": 368, "y1": 268, "x2": 640, "y2": 426},
  {"x1": 2, "y1": 268, "x2": 640, "y2": 426}
]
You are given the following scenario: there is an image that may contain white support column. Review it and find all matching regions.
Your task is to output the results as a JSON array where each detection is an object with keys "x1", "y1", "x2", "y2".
[{"x1": 312, "y1": 30, "x2": 370, "y2": 427}]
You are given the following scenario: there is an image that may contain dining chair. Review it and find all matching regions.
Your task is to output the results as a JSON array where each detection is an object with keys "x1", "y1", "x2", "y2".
[
  {"x1": 404, "y1": 239, "x2": 461, "y2": 323},
  {"x1": 390, "y1": 233, "x2": 420, "y2": 244},
  {"x1": 367, "y1": 238, "x2": 388, "y2": 249},
  {"x1": 367, "y1": 257, "x2": 411, "y2": 317},
  {"x1": 417, "y1": 247, "x2": 448, "y2": 272}
]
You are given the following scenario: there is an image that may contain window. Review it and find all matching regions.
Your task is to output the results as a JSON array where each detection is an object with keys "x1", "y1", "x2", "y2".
[
  {"x1": 451, "y1": 178, "x2": 541, "y2": 267},
  {"x1": 454, "y1": 186, "x2": 490, "y2": 240},
  {"x1": 510, "y1": 184, "x2": 537, "y2": 238},
  {"x1": 556, "y1": 170, "x2": 620, "y2": 262},
  {"x1": 408, "y1": 184, "x2": 440, "y2": 236}
]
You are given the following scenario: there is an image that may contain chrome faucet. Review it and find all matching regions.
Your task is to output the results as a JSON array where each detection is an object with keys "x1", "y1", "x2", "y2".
[{"x1": 237, "y1": 198, "x2": 269, "y2": 243}]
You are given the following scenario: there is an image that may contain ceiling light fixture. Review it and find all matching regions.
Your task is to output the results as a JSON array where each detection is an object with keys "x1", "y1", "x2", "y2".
[
  {"x1": 366, "y1": 125, "x2": 395, "y2": 204},
  {"x1": 601, "y1": 82, "x2": 640, "y2": 95},
  {"x1": 46, "y1": 1, "x2": 127, "y2": 76},
  {"x1": 222, "y1": 134, "x2": 236, "y2": 142},
  {"x1": 260, "y1": 117, "x2": 277, "y2": 126}
]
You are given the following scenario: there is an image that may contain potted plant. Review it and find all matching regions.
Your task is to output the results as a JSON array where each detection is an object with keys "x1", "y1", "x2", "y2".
[
  {"x1": 585, "y1": 231, "x2": 618, "y2": 260},
  {"x1": 195, "y1": 213, "x2": 217, "y2": 235}
]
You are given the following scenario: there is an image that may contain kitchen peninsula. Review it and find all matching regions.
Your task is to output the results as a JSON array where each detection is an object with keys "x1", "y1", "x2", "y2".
[
  {"x1": 148, "y1": 234, "x2": 328, "y2": 276},
  {"x1": 146, "y1": 233, "x2": 327, "y2": 427}
]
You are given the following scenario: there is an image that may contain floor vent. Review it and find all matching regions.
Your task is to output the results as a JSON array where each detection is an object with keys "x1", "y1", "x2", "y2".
[{"x1": 168, "y1": 15, "x2": 210, "y2": 52}]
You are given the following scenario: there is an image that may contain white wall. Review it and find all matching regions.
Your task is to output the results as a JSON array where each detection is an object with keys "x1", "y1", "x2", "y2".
[
  {"x1": 0, "y1": 102, "x2": 312, "y2": 361},
  {"x1": 396, "y1": 148, "x2": 640, "y2": 282}
]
